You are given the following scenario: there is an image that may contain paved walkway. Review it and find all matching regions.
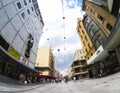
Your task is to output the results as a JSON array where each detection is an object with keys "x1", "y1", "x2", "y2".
[{"x1": 0, "y1": 72, "x2": 120, "y2": 93}]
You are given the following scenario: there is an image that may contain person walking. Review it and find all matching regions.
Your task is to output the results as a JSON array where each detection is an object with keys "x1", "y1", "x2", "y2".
[
  {"x1": 65, "y1": 76, "x2": 69, "y2": 83},
  {"x1": 19, "y1": 73, "x2": 24, "y2": 84}
]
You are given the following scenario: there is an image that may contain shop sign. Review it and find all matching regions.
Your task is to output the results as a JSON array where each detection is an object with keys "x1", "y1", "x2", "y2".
[
  {"x1": 8, "y1": 47, "x2": 20, "y2": 60},
  {"x1": 20, "y1": 56, "x2": 28, "y2": 65}
]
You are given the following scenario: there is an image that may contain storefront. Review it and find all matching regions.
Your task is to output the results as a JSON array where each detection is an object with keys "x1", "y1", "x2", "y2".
[
  {"x1": 87, "y1": 45, "x2": 120, "y2": 78},
  {"x1": 0, "y1": 46, "x2": 40, "y2": 80}
]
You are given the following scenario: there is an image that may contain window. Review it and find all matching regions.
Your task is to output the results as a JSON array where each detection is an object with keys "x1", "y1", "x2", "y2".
[
  {"x1": 83, "y1": 41, "x2": 85, "y2": 46},
  {"x1": 17, "y1": 2, "x2": 22, "y2": 9},
  {"x1": 24, "y1": 0, "x2": 27, "y2": 6},
  {"x1": 21, "y1": 12, "x2": 25, "y2": 19},
  {"x1": 90, "y1": 8, "x2": 95, "y2": 14},
  {"x1": 81, "y1": 35, "x2": 83, "y2": 39},
  {"x1": 82, "y1": 30, "x2": 84, "y2": 34},
  {"x1": 89, "y1": 24, "x2": 98, "y2": 37},
  {"x1": 84, "y1": 18, "x2": 90, "y2": 28},
  {"x1": 31, "y1": 7, "x2": 34, "y2": 11},
  {"x1": 94, "y1": 24, "x2": 99, "y2": 32},
  {"x1": 85, "y1": 36, "x2": 87, "y2": 41},
  {"x1": 29, "y1": 0, "x2": 31, "y2": 3},
  {"x1": 85, "y1": 6, "x2": 89, "y2": 10},
  {"x1": 98, "y1": 14, "x2": 104, "y2": 22},
  {"x1": 86, "y1": 48, "x2": 88, "y2": 53},
  {"x1": 88, "y1": 44, "x2": 91, "y2": 49},
  {"x1": 95, "y1": 39, "x2": 101, "y2": 48},
  {"x1": 106, "y1": 23, "x2": 113, "y2": 31},
  {"x1": 91, "y1": 53, "x2": 93, "y2": 56},
  {"x1": 89, "y1": 28, "x2": 94, "y2": 37},
  {"x1": 98, "y1": 34, "x2": 106, "y2": 44},
  {"x1": 27, "y1": 9, "x2": 30, "y2": 14}
]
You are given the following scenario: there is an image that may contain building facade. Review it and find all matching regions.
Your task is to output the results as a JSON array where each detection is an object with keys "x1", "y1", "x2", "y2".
[
  {"x1": 0, "y1": 0, "x2": 44, "y2": 79},
  {"x1": 71, "y1": 49, "x2": 88, "y2": 80},
  {"x1": 35, "y1": 45, "x2": 55, "y2": 79},
  {"x1": 80, "y1": 0, "x2": 120, "y2": 78},
  {"x1": 76, "y1": 18, "x2": 96, "y2": 60}
]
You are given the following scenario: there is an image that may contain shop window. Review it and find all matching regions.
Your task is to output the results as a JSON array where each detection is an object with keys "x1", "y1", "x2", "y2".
[
  {"x1": 21, "y1": 12, "x2": 25, "y2": 19},
  {"x1": 27, "y1": 9, "x2": 30, "y2": 14},
  {"x1": 0, "y1": 35, "x2": 9, "y2": 51},
  {"x1": 106, "y1": 23, "x2": 113, "y2": 31},
  {"x1": 17, "y1": 2, "x2": 22, "y2": 9}
]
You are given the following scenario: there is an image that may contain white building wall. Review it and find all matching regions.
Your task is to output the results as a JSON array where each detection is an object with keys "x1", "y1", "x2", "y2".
[
  {"x1": 2, "y1": 0, "x2": 13, "y2": 6},
  {"x1": 0, "y1": 1, "x2": 2, "y2": 8},
  {"x1": 19, "y1": 26, "x2": 28, "y2": 41},
  {"x1": 11, "y1": 15, "x2": 23, "y2": 31},
  {"x1": 4, "y1": 3, "x2": 17, "y2": 19},
  {"x1": 0, "y1": 9, "x2": 9, "y2": 30},
  {"x1": 12, "y1": 35, "x2": 24, "y2": 53},
  {"x1": 1, "y1": 23, "x2": 17, "y2": 44},
  {"x1": 29, "y1": 51, "x2": 36, "y2": 64},
  {"x1": 0, "y1": 0, "x2": 44, "y2": 68}
]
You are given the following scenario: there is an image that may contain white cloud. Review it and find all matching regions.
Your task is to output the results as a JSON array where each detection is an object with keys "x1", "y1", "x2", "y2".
[{"x1": 38, "y1": 0, "x2": 84, "y2": 74}]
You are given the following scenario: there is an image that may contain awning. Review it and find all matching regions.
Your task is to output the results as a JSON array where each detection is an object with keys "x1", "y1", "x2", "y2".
[
  {"x1": 87, "y1": 45, "x2": 108, "y2": 65},
  {"x1": 37, "y1": 74, "x2": 55, "y2": 79}
]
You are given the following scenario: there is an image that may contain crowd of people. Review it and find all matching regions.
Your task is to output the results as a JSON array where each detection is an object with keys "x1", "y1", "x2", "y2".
[
  {"x1": 19, "y1": 73, "x2": 37, "y2": 85},
  {"x1": 18, "y1": 73, "x2": 71, "y2": 85}
]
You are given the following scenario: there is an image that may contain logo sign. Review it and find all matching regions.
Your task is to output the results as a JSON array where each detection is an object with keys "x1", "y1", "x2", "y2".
[{"x1": 20, "y1": 56, "x2": 28, "y2": 65}]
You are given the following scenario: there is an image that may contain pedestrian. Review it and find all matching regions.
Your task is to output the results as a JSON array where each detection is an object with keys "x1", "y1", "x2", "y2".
[
  {"x1": 65, "y1": 76, "x2": 69, "y2": 83},
  {"x1": 73, "y1": 76, "x2": 76, "y2": 82},
  {"x1": 19, "y1": 73, "x2": 24, "y2": 84},
  {"x1": 100, "y1": 68, "x2": 103, "y2": 77}
]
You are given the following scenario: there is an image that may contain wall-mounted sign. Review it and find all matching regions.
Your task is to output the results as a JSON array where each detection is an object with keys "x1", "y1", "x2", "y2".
[
  {"x1": 8, "y1": 47, "x2": 20, "y2": 60},
  {"x1": 20, "y1": 56, "x2": 28, "y2": 65}
]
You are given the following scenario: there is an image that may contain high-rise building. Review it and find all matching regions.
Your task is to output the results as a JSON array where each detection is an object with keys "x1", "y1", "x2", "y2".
[
  {"x1": 71, "y1": 49, "x2": 88, "y2": 80},
  {"x1": 0, "y1": 0, "x2": 44, "y2": 79},
  {"x1": 35, "y1": 45, "x2": 55, "y2": 79}
]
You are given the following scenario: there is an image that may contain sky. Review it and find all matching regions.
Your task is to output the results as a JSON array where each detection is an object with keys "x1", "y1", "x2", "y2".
[{"x1": 38, "y1": 0, "x2": 85, "y2": 75}]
